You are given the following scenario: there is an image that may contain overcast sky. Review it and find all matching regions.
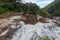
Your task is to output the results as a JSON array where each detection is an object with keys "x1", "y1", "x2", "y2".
[{"x1": 23, "y1": 0, "x2": 54, "y2": 8}]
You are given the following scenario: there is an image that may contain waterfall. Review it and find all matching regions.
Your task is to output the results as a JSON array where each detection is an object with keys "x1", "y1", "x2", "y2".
[{"x1": 11, "y1": 20, "x2": 60, "y2": 40}]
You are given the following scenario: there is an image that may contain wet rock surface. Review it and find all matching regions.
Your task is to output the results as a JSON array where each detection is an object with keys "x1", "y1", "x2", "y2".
[
  {"x1": 39, "y1": 17, "x2": 48, "y2": 23},
  {"x1": 0, "y1": 28, "x2": 18, "y2": 40},
  {"x1": 11, "y1": 19, "x2": 60, "y2": 40},
  {"x1": 0, "y1": 15, "x2": 60, "y2": 40},
  {"x1": 0, "y1": 16, "x2": 22, "y2": 40}
]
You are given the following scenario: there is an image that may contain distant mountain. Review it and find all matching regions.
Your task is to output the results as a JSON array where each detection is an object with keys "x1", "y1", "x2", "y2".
[
  {"x1": 43, "y1": 0, "x2": 60, "y2": 16},
  {"x1": 44, "y1": 0, "x2": 60, "y2": 10}
]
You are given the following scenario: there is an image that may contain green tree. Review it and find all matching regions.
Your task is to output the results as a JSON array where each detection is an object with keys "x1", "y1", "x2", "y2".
[
  {"x1": 40, "y1": 9, "x2": 48, "y2": 17},
  {"x1": 29, "y1": 2, "x2": 40, "y2": 15}
]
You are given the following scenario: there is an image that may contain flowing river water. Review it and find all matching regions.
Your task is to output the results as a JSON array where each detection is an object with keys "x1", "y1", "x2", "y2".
[{"x1": 10, "y1": 19, "x2": 60, "y2": 40}]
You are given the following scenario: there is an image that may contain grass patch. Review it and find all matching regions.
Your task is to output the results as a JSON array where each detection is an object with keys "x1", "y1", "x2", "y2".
[{"x1": 39, "y1": 36, "x2": 55, "y2": 40}]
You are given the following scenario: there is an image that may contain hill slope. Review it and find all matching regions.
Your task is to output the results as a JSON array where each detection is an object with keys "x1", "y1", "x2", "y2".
[{"x1": 43, "y1": 0, "x2": 60, "y2": 16}]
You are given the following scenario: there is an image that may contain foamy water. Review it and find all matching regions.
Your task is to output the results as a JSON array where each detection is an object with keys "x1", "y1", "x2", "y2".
[{"x1": 10, "y1": 19, "x2": 60, "y2": 40}]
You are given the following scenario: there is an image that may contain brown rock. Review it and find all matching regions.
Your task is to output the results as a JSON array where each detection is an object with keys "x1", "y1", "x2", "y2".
[
  {"x1": 21, "y1": 16, "x2": 27, "y2": 21},
  {"x1": 0, "y1": 29, "x2": 3, "y2": 32},
  {"x1": 53, "y1": 21, "x2": 60, "y2": 26},
  {"x1": 6, "y1": 38, "x2": 10, "y2": 40},
  {"x1": 0, "y1": 19, "x2": 8, "y2": 29},
  {"x1": 26, "y1": 14, "x2": 37, "y2": 24},
  {"x1": 39, "y1": 17, "x2": 48, "y2": 23},
  {"x1": 0, "y1": 37, "x2": 10, "y2": 40}
]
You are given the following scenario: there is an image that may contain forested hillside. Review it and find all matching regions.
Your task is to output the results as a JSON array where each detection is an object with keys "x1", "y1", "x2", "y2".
[
  {"x1": 0, "y1": 0, "x2": 40, "y2": 15},
  {"x1": 0, "y1": 0, "x2": 60, "y2": 17},
  {"x1": 44, "y1": 0, "x2": 60, "y2": 16}
]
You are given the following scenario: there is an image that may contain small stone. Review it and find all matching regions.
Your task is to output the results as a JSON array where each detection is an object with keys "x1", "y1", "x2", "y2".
[
  {"x1": 6, "y1": 38, "x2": 10, "y2": 40},
  {"x1": 39, "y1": 17, "x2": 48, "y2": 23},
  {"x1": 0, "y1": 29, "x2": 3, "y2": 32}
]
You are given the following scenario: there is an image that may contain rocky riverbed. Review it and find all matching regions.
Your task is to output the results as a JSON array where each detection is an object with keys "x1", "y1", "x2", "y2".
[
  {"x1": 0, "y1": 16, "x2": 22, "y2": 40},
  {"x1": 0, "y1": 16, "x2": 60, "y2": 40}
]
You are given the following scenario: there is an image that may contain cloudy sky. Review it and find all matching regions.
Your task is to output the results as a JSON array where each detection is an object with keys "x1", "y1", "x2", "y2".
[{"x1": 23, "y1": 0, "x2": 54, "y2": 8}]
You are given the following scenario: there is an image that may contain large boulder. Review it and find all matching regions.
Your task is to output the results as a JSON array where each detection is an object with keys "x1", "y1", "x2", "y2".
[
  {"x1": 0, "y1": 29, "x2": 3, "y2": 32},
  {"x1": 26, "y1": 14, "x2": 37, "y2": 24},
  {"x1": 0, "y1": 28, "x2": 17, "y2": 40},
  {"x1": 0, "y1": 18, "x2": 16, "y2": 32},
  {"x1": 53, "y1": 20, "x2": 60, "y2": 26},
  {"x1": 39, "y1": 17, "x2": 48, "y2": 23},
  {"x1": 0, "y1": 19, "x2": 8, "y2": 29}
]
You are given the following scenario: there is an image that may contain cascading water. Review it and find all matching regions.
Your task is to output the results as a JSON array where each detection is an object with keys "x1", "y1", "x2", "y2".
[{"x1": 11, "y1": 20, "x2": 60, "y2": 40}]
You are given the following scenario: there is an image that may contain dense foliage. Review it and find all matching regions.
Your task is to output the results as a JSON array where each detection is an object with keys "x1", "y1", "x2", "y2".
[
  {"x1": 0, "y1": 0, "x2": 60, "y2": 17},
  {"x1": 0, "y1": 0, "x2": 48, "y2": 17},
  {"x1": 0, "y1": 0, "x2": 41, "y2": 15},
  {"x1": 48, "y1": 1, "x2": 60, "y2": 16},
  {"x1": 44, "y1": 0, "x2": 60, "y2": 16}
]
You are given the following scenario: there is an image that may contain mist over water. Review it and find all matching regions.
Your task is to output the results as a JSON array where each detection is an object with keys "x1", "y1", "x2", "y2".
[{"x1": 11, "y1": 20, "x2": 60, "y2": 40}]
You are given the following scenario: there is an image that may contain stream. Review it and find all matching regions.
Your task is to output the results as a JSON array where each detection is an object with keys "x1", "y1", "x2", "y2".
[{"x1": 11, "y1": 19, "x2": 60, "y2": 40}]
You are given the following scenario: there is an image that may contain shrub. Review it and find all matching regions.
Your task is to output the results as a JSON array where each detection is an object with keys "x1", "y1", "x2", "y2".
[
  {"x1": 1, "y1": 3, "x2": 15, "y2": 11},
  {"x1": 39, "y1": 36, "x2": 55, "y2": 40},
  {"x1": 0, "y1": 7, "x2": 8, "y2": 14},
  {"x1": 39, "y1": 36, "x2": 50, "y2": 40}
]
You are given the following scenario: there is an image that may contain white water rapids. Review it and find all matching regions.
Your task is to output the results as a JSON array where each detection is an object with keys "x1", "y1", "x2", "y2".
[{"x1": 11, "y1": 19, "x2": 60, "y2": 40}]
